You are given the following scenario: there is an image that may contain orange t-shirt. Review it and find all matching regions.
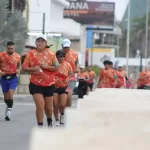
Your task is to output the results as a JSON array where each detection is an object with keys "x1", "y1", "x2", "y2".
[
  {"x1": 78, "y1": 72, "x2": 89, "y2": 80},
  {"x1": 64, "y1": 49, "x2": 78, "y2": 81},
  {"x1": 99, "y1": 68, "x2": 116, "y2": 88},
  {"x1": 22, "y1": 49, "x2": 58, "y2": 87},
  {"x1": 137, "y1": 71, "x2": 149, "y2": 87},
  {"x1": 115, "y1": 70, "x2": 126, "y2": 88},
  {"x1": 87, "y1": 71, "x2": 96, "y2": 83},
  {"x1": 55, "y1": 61, "x2": 73, "y2": 88},
  {"x1": 0, "y1": 51, "x2": 20, "y2": 74}
]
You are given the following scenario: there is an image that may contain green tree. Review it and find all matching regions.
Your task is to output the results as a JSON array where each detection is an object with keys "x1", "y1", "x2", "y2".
[
  {"x1": 120, "y1": 13, "x2": 150, "y2": 57},
  {"x1": 14, "y1": 0, "x2": 27, "y2": 12},
  {"x1": 0, "y1": 0, "x2": 28, "y2": 54}
]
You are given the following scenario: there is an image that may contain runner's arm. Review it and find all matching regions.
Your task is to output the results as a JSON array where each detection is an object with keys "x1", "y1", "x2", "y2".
[
  {"x1": 22, "y1": 54, "x2": 40, "y2": 72},
  {"x1": 44, "y1": 55, "x2": 59, "y2": 71},
  {"x1": 16, "y1": 60, "x2": 21, "y2": 75},
  {"x1": 75, "y1": 57, "x2": 80, "y2": 73}
]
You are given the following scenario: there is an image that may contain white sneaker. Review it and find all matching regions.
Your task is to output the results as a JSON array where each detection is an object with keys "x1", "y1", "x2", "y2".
[
  {"x1": 55, "y1": 120, "x2": 60, "y2": 126},
  {"x1": 5, "y1": 108, "x2": 11, "y2": 121},
  {"x1": 60, "y1": 115, "x2": 65, "y2": 124}
]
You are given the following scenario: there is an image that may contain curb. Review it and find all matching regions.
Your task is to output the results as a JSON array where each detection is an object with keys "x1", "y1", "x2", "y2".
[{"x1": 0, "y1": 94, "x2": 79, "y2": 102}]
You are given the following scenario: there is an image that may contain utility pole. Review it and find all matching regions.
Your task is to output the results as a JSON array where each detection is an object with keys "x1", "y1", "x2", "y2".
[
  {"x1": 126, "y1": 0, "x2": 130, "y2": 76},
  {"x1": 145, "y1": 0, "x2": 149, "y2": 68},
  {"x1": 91, "y1": 32, "x2": 94, "y2": 65},
  {"x1": 42, "y1": 13, "x2": 46, "y2": 35}
]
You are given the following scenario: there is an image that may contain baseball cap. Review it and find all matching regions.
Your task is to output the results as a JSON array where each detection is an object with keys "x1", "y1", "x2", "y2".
[
  {"x1": 80, "y1": 66, "x2": 85, "y2": 69},
  {"x1": 36, "y1": 34, "x2": 47, "y2": 41},
  {"x1": 118, "y1": 64, "x2": 123, "y2": 67},
  {"x1": 62, "y1": 39, "x2": 71, "y2": 47}
]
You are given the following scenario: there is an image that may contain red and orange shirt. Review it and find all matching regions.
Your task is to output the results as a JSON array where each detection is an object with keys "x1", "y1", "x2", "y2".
[
  {"x1": 137, "y1": 71, "x2": 150, "y2": 87},
  {"x1": 99, "y1": 68, "x2": 116, "y2": 88},
  {"x1": 55, "y1": 61, "x2": 73, "y2": 88},
  {"x1": 115, "y1": 71, "x2": 126, "y2": 88},
  {"x1": 0, "y1": 51, "x2": 20, "y2": 74},
  {"x1": 22, "y1": 49, "x2": 58, "y2": 87},
  {"x1": 64, "y1": 49, "x2": 78, "y2": 81},
  {"x1": 78, "y1": 72, "x2": 89, "y2": 80},
  {"x1": 87, "y1": 71, "x2": 96, "y2": 83}
]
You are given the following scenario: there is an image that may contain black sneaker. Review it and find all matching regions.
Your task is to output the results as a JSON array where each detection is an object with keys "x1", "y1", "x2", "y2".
[
  {"x1": 5, "y1": 116, "x2": 10, "y2": 121},
  {"x1": 48, "y1": 121, "x2": 53, "y2": 127}
]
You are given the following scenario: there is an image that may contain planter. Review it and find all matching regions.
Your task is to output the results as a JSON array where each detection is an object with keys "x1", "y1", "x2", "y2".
[{"x1": 19, "y1": 74, "x2": 30, "y2": 85}]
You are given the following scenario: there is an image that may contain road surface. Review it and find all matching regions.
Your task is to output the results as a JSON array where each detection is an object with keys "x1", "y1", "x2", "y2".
[{"x1": 0, "y1": 96, "x2": 78, "y2": 150}]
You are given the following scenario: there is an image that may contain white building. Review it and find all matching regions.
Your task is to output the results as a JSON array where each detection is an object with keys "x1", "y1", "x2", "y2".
[{"x1": 27, "y1": 0, "x2": 83, "y2": 46}]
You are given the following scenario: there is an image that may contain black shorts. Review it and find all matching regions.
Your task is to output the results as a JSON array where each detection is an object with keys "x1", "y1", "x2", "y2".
[
  {"x1": 87, "y1": 83, "x2": 94, "y2": 89},
  {"x1": 29, "y1": 82, "x2": 55, "y2": 97},
  {"x1": 54, "y1": 87, "x2": 68, "y2": 95}
]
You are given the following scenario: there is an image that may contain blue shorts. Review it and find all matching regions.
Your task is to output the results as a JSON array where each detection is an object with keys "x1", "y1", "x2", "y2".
[{"x1": 1, "y1": 76, "x2": 18, "y2": 93}]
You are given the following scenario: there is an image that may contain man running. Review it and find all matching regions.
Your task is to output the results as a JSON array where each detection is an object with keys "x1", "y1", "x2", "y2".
[
  {"x1": 22, "y1": 35, "x2": 58, "y2": 127},
  {"x1": 54, "y1": 50, "x2": 74, "y2": 126},
  {"x1": 97, "y1": 60, "x2": 116, "y2": 88},
  {"x1": 62, "y1": 39, "x2": 79, "y2": 107},
  {"x1": 87, "y1": 67, "x2": 96, "y2": 93},
  {"x1": 0, "y1": 41, "x2": 21, "y2": 121}
]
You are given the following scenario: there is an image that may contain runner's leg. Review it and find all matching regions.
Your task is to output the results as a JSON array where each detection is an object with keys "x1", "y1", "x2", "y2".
[
  {"x1": 59, "y1": 93, "x2": 67, "y2": 124},
  {"x1": 44, "y1": 96, "x2": 53, "y2": 127},
  {"x1": 33, "y1": 94, "x2": 45, "y2": 126},
  {"x1": 4, "y1": 77, "x2": 18, "y2": 120},
  {"x1": 67, "y1": 81, "x2": 75, "y2": 107},
  {"x1": 53, "y1": 93, "x2": 59, "y2": 126}
]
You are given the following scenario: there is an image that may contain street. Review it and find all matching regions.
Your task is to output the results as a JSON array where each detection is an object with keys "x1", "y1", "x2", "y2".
[{"x1": 0, "y1": 97, "x2": 78, "y2": 150}]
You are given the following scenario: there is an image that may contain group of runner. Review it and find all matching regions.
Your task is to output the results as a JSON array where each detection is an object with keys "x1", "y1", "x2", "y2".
[
  {"x1": 2, "y1": 35, "x2": 146, "y2": 127},
  {"x1": 97, "y1": 60, "x2": 129, "y2": 88},
  {"x1": 0, "y1": 36, "x2": 96, "y2": 127}
]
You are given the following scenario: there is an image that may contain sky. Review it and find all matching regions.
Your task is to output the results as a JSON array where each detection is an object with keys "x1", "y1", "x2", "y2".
[{"x1": 87, "y1": 0, "x2": 129, "y2": 20}]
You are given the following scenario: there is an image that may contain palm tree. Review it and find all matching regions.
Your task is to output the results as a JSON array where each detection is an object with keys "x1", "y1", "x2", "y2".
[
  {"x1": 120, "y1": 13, "x2": 150, "y2": 57},
  {"x1": 8, "y1": 0, "x2": 27, "y2": 12},
  {"x1": 130, "y1": 13, "x2": 150, "y2": 57},
  {"x1": 0, "y1": 0, "x2": 28, "y2": 54}
]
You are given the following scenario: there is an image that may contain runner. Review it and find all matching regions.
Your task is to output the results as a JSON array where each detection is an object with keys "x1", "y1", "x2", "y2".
[
  {"x1": 77, "y1": 66, "x2": 89, "y2": 98},
  {"x1": 0, "y1": 41, "x2": 21, "y2": 121},
  {"x1": 22, "y1": 35, "x2": 58, "y2": 127},
  {"x1": 97, "y1": 60, "x2": 116, "y2": 88},
  {"x1": 115, "y1": 64, "x2": 127, "y2": 88},
  {"x1": 61, "y1": 39, "x2": 79, "y2": 107},
  {"x1": 54, "y1": 50, "x2": 74, "y2": 126},
  {"x1": 137, "y1": 68, "x2": 150, "y2": 89},
  {"x1": 87, "y1": 67, "x2": 96, "y2": 93}
]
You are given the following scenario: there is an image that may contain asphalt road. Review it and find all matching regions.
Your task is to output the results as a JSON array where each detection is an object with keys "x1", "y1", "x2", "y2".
[{"x1": 0, "y1": 98, "x2": 78, "y2": 150}]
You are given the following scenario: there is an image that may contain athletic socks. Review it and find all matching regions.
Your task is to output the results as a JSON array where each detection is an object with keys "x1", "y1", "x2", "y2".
[
  {"x1": 47, "y1": 117, "x2": 53, "y2": 126},
  {"x1": 5, "y1": 99, "x2": 13, "y2": 121},
  {"x1": 38, "y1": 123, "x2": 43, "y2": 127},
  {"x1": 4, "y1": 100, "x2": 8, "y2": 106}
]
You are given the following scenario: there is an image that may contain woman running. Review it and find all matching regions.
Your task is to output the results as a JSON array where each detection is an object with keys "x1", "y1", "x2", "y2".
[
  {"x1": 137, "y1": 68, "x2": 150, "y2": 89},
  {"x1": 54, "y1": 50, "x2": 74, "y2": 126},
  {"x1": 115, "y1": 64, "x2": 127, "y2": 88},
  {"x1": 22, "y1": 35, "x2": 58, "y2": 127}
]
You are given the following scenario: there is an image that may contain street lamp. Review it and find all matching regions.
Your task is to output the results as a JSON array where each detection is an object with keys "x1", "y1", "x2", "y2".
[{"x1": 126, "y1": 0, "x2": 130, "y2": 76}]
